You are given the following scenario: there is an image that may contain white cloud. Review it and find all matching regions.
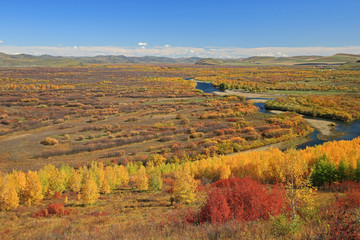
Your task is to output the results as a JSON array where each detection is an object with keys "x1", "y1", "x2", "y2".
[
  {"x1": 138, "y1": 42, "x2": 147, "y2": 46},
  {"x1": 0, "y1": 41, "x2": 3, "y2": 44},
  {"x1": 0, "y1": 45, "x2": 359, "y2": 58}
]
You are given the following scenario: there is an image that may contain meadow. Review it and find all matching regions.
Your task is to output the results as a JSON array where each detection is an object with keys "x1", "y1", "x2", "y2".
[{"x1": 1, "y1": 64, "x2": 360, "y2": 239}]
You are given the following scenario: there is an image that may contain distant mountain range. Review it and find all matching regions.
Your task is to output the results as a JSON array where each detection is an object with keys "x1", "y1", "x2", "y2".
[
  {"x1": 195, "y1": 53, "x2": 360, "y2": 67},
  {"x1": 0, "y1": 52, "x2": 360, "y2": 69},
  {"x1": 0, "y1": 52, "x2": 201, "y2": 67}
]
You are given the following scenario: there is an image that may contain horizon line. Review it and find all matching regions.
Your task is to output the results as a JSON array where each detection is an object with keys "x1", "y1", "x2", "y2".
[{"x1": 0, "y1": 45, "x2": 360, "y2": 59}]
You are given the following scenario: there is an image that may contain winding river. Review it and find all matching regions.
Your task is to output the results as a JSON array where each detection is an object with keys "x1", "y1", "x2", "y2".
[{"x1": 193, "y1": 80, "x2": 360, "y2": 149}]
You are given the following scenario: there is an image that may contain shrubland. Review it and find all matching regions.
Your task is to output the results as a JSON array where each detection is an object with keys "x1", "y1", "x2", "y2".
[
  {"x1": 1, "y1": 64, "x2": 360, "y2": 239},
  {"x1": 265, "y1": 94, "x2": 360, "y2": 122},
  {"x1": 0, "y1": 137, "x2": 360, "y2": 239}
]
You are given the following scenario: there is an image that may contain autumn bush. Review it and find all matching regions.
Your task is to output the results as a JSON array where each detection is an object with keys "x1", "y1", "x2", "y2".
[
  {"x1": 40, "y1": 137, "x2": 58, "y2": 146},
  {"x1": 325, "y1": 188, "x2": 360, "y2": 240},
  {"x1": 34, "y1": 203, "x2": 71, "y2": 218},
  {"x1": 196, "y1": 177, "x2": 287, "y2": 224}
]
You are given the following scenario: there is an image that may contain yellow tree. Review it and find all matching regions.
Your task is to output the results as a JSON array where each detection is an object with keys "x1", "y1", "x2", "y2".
[
  {"x1": 100, "y1": 177, "x2": 111, "y2": 194},
  {"x1": 24, "y1": 171, "x2": 43, "y2": 205},
  {"x1": 172, "y1": 165, "x2": 198, "y2": 204},
  {"x1": 81, "y1": 172, "x2": 99, "y2": 204},
  {"x1": 135, "y1": 166, "x2": 148, "y2": 191},
  {"x1": 8, "y1": 170, "x2": 26, "y2": 198},
  {"x1": 284, "y1": 148, "x2": 316, "y2": 220},
  {"x1": 1, "y1": 177, "x2": 19, "y2": 210},
  {"x1": 69, "y1": 169, "x2": 83, "y2": 193},
  {"x1": 104, "y1": 166, "x2": 117, "y2": 192},
  {"x1": 39, "y1": 164, "x2": 66, "y2": 195},
  {"x1": 219, "y1": 164, "x2": 231, "y2": 180},
  {"x1": 148, "y1": 154, "x2": 166, "y2": 166},
  {"x1": 115, "y1": 165, "x2": 129, "y2": 188}
]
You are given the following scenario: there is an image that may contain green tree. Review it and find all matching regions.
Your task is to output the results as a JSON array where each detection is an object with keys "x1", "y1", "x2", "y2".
[
  {"x1": 354, "y1": 158, "x2": 360, "y2": 182},
  {"x1": 147, "y1": 162, "x2": 163, "y2": 192},
  {"x1": 310, "y1": 154, "x2": 337, "y2": 187}
]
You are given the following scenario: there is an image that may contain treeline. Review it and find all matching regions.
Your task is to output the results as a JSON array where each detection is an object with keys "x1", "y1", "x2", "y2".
[
  {"x1": 265, "y1": 94, "x2": 360, "y2": 122},
  {"x1": 1, "y1": 137, "x2": 360, "y2": 210}
]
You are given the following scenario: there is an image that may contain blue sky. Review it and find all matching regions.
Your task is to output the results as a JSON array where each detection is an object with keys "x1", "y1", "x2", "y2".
[{"x1": 1, "y1": 0, "x2": 359, "y2": 57}]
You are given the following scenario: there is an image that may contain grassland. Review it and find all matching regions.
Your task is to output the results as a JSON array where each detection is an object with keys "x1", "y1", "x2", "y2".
[
  {"x1": 0, "y1": 65, "x2": 314, "y2": 172},
  {"x1": 1, "y1": 63, "x2": 360, "y2": 239}
]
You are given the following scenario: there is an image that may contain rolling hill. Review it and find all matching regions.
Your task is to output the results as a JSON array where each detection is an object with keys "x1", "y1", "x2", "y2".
[
  {"x1": 0, "y1": 52, "x2": 200, "y2": 67},
  {"x1": 195, "y1": 53, "x2": 360, "y2": 67}
]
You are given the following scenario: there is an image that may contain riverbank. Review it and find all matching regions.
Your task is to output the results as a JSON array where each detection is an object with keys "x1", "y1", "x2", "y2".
[
  {"x1": 213, "y1": 89, "x2": 282, "y2": 103},
  {"x1": 270, "y1": 110, "x2": 342, "y2": 140}
]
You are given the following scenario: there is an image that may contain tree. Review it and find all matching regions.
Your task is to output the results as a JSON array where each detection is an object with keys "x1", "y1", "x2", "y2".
[
  {"x1": 39, "y1": 164, "x2": 66, "y2": 196},
  {"x1": 115, "y1": 165, "x2": 129, "y2": 188},
  {"x1": 219, "y1": 164, "x2": 231, "y2": 180},
  {"x1": 147, "y1": 162, "x2": 163, "y2": 192},
  {"x1": 172, "y1": 165, "x2": 198, "y2": 204},
  {"x1": 135, "y1": 166, "x2": 148, "y2": 191},
  {"x1": 1, "y1": 177, "x2": 19, "y2": 210},
  {"x1": 104, "y1": 166, "x2": 117, "y2": 192},
  {"x1": 69, "y1": 169, "x2": 83, "y2": 193},
  {"x1": 81, "y1": 172, "x2": 99, "y2": 204},
  {"x1": 24, "y1": 171, "x2": 43, "y2": 205},
  {"x1": 148, "y1": 154, "x2": 166, "y2": 166},
  {"x1": 284, "y1": 148, "x2": 316, "y2": 221},
  {"x1": 337, "y1": 159, "x2": 348, "y2": 182},
  {"x1": 9, "y1": 170, "x2": 26, "y2": 196},
  {"x1": 354, "y1": 158, "x2": 360, "y2": 182},
  {"x1": 310, "y1": 154, "x2": 337, "y2": 188}
]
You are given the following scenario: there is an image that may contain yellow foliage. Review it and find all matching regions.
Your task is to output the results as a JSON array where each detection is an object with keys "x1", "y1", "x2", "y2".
[
  {"x1": 1, "y1": 177, "x2": 19, "y2": 210},
  {"x1": 101, "y1": 177, "x2": 111, "y2": 194},
  {"x1": 39, "y1": 164, "x2": 67, "y2": 195},
  {"x1": 69, "y1": 169, "x2": 83, "y2": 193},
  {"x1": 8, "y1": 170, "x2": 26, "y2": 196},
  {"x1": 81, "y1": 172, "x2": 99, "y2": 204},
  {"x1": 148, "y1": 154, "x2": 166, "y2": 166},
  {"x1": 24, "y1": 171, "x2": 43, "y2": 205},
  {"x1": 172, "y1": 165, "x2": 198, "y2": 204},
  {"x1": 219, "y1": 164, "x2": 231, "y2": 180},
  {"x1": 135, "y1": 166, "x2": 148, "y2": 191},
  {"x1": 115, "y1": 165, "x2": 129, "y2": 188},
  {"x1": 104, "y1": 166, "x2": 117, "y2": 191}
]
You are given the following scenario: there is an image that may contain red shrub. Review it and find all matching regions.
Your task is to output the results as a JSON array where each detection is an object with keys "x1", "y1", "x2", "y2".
[
  {"x1": 197, "y1": 177, "x2": 287, "y2": 224},
  {"x1": 325, "y1": 182, "x2": 360, "y2": 239},
  {"x1": 33, "y1": 203, "x2": 71, "y2": 218},
  {"x1": 54, "y1": 191, "x2": 62, "y2": 199},
  {"x1": 47, "y1": 203, "x2": 66, "y2": 215}
]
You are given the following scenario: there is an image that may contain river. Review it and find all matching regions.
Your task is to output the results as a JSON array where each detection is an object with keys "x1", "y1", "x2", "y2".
[{"x1": 193, "y1": 80, "x2": 360, "y2": 149}]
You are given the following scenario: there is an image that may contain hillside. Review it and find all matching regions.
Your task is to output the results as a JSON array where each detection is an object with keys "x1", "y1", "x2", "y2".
[
  {"x1": 195, "y1": 53, "x2": 360, "y2": 66},
  {"x1": 0, "y1": 52, "x2": 200, "y2": 67}
]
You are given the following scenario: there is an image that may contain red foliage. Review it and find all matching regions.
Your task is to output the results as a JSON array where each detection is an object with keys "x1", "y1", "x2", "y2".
[
  {"x1": 163, "y1": 177, "x2": 175, "y2": 193},
  {"x1": 33, "y1": 203, "x2": 71, "y2": 218},
  {"x1": 54, "y1": 191, "x2": 62, "y2": 199},
  {"x1": 329, "y1": 181, "x2": 360, "y2": 193},
  {"x1": 47, "y1": 203, "x2": 66, "y2": 215},
  {"x1": 325, "y1": 182, "x2": 360, "y2": 239},
  {"x1": 196, "y1": 177, "x2": 287, "y2": 224}
]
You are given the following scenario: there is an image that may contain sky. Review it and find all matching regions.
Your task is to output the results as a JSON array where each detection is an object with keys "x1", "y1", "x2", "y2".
[{"x1": 0, "y1": 0, "x2": 359, "y2": 58}]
